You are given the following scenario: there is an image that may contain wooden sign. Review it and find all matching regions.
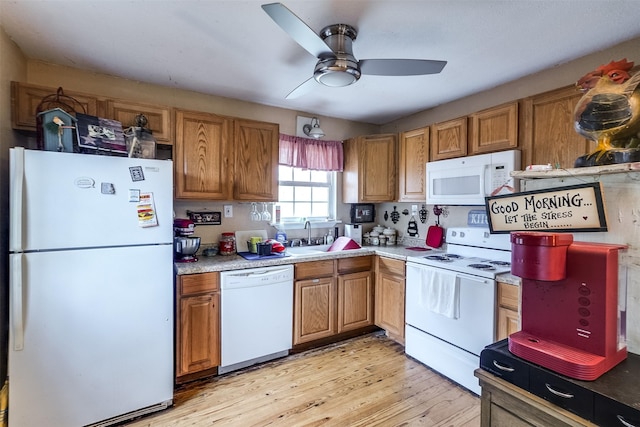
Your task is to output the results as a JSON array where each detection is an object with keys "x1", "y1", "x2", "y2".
[{"x1": 486, "y1": 182, "x2": 607, "y2": 233}]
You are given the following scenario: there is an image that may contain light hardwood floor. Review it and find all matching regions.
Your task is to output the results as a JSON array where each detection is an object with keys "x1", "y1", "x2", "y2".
[{"x1": 123, "y1": 333, "x2": 480, "y2": 426}]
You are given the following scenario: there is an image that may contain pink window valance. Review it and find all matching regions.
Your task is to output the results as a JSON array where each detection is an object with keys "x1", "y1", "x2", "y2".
[{"x1": 278, "y1": 134, "x2": 344, "y2": 172}]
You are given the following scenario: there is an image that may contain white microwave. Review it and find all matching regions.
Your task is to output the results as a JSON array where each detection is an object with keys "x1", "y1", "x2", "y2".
[{"x1": 426, "y1": 150, "x2": 521, "y2": 206}]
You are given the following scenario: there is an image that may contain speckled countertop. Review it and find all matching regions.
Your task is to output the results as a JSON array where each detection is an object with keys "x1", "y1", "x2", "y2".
[
  {"x1": 175, "y1": 244, "x2": 521, "y2": 285},
  {"x1": 175, "y1": 245, "x2": 433, "y2": 275}
]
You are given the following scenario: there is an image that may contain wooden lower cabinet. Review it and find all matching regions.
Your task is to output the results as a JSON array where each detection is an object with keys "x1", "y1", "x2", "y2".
[
  {"x1": 338, "y1": 270, "x2": 374, "y2": 333},
  {"x1": 374, "y1": 256, "x2": 405, "y2": 344},
  {"x1": 475, "y1": 369, "x2": 597, "y2": 426},
  {"x1": 293, "y1": 257, "x2": 374, "y2": 346},
  {"x1": 294, "y1": 277, "x2": 337, "y2": 344},
  {"x1": 176, "y1": 272, "x2": 221, "y2": 383},
  {"x1": 496, "y1": 281, "x2": 520, "y2": 341}
]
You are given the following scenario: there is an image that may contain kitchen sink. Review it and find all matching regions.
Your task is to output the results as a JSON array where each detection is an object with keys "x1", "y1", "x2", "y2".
[{"x1": 285, "y1": 244, "x2": 332, "y2": 256}]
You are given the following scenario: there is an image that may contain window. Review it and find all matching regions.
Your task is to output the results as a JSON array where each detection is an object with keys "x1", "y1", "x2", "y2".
[{"x1": 278, "y1": 165, "x2": 336, "y2": 222}]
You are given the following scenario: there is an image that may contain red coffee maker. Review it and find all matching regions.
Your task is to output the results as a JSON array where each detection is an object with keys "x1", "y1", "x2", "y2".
[{"x1": 508, "y1": 231, "x2": 627, "y2": 380}]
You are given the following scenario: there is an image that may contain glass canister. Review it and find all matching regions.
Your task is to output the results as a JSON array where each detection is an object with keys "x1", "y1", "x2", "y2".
[{"x1": 219, "y1": 232, "x2": 236, "y2": 255}]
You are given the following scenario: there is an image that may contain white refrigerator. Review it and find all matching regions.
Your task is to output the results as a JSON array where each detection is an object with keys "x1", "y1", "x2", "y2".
[{"x1": 8, "y1": 147, "x2": 174, "y2": 427}]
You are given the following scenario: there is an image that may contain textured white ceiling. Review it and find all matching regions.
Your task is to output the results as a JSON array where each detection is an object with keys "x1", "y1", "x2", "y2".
[{"x1": 2, "y1": 0, "x2": 640, "y2": 124}]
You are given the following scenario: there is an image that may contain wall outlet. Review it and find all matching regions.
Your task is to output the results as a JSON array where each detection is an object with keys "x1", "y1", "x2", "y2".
[
  {"x1": 224, "y1": 205, "x2": 233, "y2": 218},
  {"x1": 411, "y1": 204, "x2": 418, "y2": 215}
]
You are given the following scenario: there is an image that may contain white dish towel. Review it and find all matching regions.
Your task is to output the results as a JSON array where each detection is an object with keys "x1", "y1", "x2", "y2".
[{"x1": 420, "y1": 269, "x2": 460, "y2": 319}]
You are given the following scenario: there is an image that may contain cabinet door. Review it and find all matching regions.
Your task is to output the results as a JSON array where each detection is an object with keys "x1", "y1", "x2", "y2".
[
  {"x1": 431, "y1": 117, "x2": 468, "y2": 160},
  {"x1": 174, "y1": 110, "x2": 232, "y2": 199},
  {"x1": 294, "y1": 277, "x2": 337, "y2": 345},
  {"x1": 338, "y1": 271, "x2": 374, "y2": 333},
  {"x1": 375, "y1": 271, "x2": 405, "y2": 342},
  {"x1": 398, "y1": 127, "x2": 429, "y2": 202},
  {"x1": 497, "y1": 307, "x2": 520, "y2": 341},
  {"x1": 469, "y1": 102, "x2": 518, "y2": 155},
  {"x1": 176, "y1": 292, "x2": 220, "y2": 377},
  {"x1": 233, "y1": 119, "x2": 279, "y2": 201},
  {"x1": 11, "y1": 81, "x2": 99, "y2": 131},
  {"x1": 343, "y1": 134, "x2": 397, "y2": 203},
  {"x1": 105, "y1": 100, "x2": 172, "y2": 143},
  {"x1": 521, "y1": 85, "x2": 594, "y2": 169},
  {"x1": 496, "y1": 282, "x2": 520, "y2": 341}
]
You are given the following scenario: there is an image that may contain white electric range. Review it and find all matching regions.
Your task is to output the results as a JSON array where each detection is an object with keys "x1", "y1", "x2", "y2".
[{"x1": 405, "y1": 227, "x2": 512, "y2": 395}]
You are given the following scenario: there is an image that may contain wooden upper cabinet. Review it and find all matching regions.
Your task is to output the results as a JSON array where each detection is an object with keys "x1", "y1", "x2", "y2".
[
  {"x1": 398, "y1": 127, "x2": 429, "y2": 202},
  {"x1": 104, "y1": 100, "x2": 172, "y2": 143},
  {"x1": 469, "y1": 102, "x2": 518, "y2": 155},
  {"x1": 521, "y1": 85, "x2": 594, "y2": 169},
  {"x1": 174, "y1": 109, "x2": 232, "y2": 200},
  {"x1": 343, "y1": 134, "x2": 397, "y2": 203},
  {"x1": 431, "y1": 117, "x2": 468, "y2": 160},
  {"x1": 11, "y1": 81, "x2": 99, "y2": 131},
  {"x1": 233, "y1": 119, "x2": 279, "y2": 201}
]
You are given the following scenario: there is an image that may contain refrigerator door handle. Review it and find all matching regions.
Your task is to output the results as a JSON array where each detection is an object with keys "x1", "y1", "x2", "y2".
[
  {"x1": 11, "y1": 254, "x2": 25, "y2": 351},
  {"x1": 10, "y1": 147, "x2": 25, "y2": 252}
]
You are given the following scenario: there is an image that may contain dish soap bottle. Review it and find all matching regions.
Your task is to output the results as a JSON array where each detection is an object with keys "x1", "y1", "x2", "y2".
[{"x1": 326, "y1": 231, "x2": 334, "y2": 245}]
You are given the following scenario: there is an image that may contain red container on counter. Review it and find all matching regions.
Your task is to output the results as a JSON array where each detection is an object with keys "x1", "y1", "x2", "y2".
[
  {"x1": 510, "y1": 232, "x2": 574, "y2": 281},
  {"x1": 219, "y1": 232, "x2": 236, "y2": 256}
]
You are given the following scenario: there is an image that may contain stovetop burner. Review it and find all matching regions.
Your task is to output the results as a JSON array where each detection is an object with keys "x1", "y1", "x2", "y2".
[
  {"x1": 425, "y1": 254, "x2": 465, "y2": 262},
  {"x1": 489, "y1": 260, "x2": 511, "y2": 267},
  {"x1": 467, "y1": 263, "x2": 496, "y2": 270}
]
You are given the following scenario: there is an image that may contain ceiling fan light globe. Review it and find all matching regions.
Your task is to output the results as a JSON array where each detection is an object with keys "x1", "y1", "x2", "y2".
[{"x1": 314, "y1": 57, "x2": 361, "y2": 87}]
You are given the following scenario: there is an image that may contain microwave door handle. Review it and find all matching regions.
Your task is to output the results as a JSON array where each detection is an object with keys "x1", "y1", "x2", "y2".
[{"x1": 482, "y1": 164, "x2": 490, "y2": 196}]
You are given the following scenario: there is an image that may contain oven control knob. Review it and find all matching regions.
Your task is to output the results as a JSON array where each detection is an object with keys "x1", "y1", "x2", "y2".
[
  {"x1": 459, "y1": 231, "x2": 465, "y2": 237},
  {"x1": 451, "y1": 231, "x2": 457, "y2": 237}
]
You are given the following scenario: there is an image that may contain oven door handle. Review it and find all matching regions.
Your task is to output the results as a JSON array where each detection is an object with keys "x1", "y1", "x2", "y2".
[{"x1": 453, "y1": 272, "x2": 492, "y2": 285}]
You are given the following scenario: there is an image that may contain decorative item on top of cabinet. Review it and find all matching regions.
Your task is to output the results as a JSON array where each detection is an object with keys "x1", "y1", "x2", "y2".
[
  {"x1": 343, "y1": 134, "x2": 397, "y2": 203},
  {"x1": 496, "y1": 281, "x2": 520, "y2": 341},
  {"x1": 469, "y1": 102, "x2": 519, "y2": 155},
  {"x1": 105, "y1": 99, "x2": 172, "y2": 143},
  {"x1": 176, "y1": 272, "x2": 220, "y2": 383},
  {"x1": 431, "y1": 116, "x2": 468, "y2": 160},
  {"x1": 399, "y1": 127, "x2": 430, "y2": 202},
  {"x1": 521, "y1": 84, "x2": 595, "y2": 169},
  {"x1": 174, "y1": 109, "x2": 233, "y2": 200},
  {"x1": 11, "y1": 81, "x2": 99, "y2": 131},
  {"x1": 375, "y1": 256, "x2": 406, "y2": 344},
  {"x1": 233, "y1": 119, "x2": 279, "y2": 201}
]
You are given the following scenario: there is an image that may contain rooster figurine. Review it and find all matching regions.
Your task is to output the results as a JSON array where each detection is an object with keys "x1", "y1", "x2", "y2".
[{"x1": 573, "y1": 58, "x2": 640, "y2": 166}]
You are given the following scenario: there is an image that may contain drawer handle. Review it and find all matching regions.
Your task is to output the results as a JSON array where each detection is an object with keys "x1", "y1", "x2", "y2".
[
  {"x1": 492, "y1": 360, "x2": 515, "y2": 372},
  {"x1": 617, "y1": 415, "x2": 637, "y2": 427},
  {"x1": 545, "y1": 383, "x2": 574, "y2": 399}
]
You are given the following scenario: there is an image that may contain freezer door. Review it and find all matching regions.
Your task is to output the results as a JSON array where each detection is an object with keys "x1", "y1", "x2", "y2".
[
  {"x1": 10, "y1": 148, "x2": 173, "y2": 251},
  {"x1": 8, "y1": 245, "x2": 173, "y2": 427}
]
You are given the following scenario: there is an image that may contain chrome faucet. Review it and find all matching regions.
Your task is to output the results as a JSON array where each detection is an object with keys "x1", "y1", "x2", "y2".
[{"x1": 304, "y1": 220, "x2": 311, "y2": 245}]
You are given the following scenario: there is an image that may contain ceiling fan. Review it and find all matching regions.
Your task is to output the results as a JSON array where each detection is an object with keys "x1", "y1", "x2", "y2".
[{"x1": 261, "y1": 2, "x2": 447, "y2": 99}]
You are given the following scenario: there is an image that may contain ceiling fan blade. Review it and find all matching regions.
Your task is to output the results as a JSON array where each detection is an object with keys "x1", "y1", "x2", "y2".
[
  {"x1": 285, "y1": 76, "x2": 318, "y2": 99},
  {"x1": 360, "y1": 59, "x2": 447, "y2": 76},
  {"x1": 262, "y1": 3, "x2": 334, "y2": 59}
]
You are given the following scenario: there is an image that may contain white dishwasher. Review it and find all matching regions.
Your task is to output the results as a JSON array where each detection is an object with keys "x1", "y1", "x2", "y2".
[{"x1": 219, "y1": 264, "x2": 294, "y2": 374}]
